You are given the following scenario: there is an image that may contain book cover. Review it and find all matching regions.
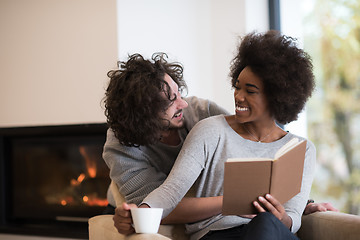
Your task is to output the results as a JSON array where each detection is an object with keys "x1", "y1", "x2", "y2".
[{"x1": 222, "y1": 139, "x2": 307, "y2": 215}]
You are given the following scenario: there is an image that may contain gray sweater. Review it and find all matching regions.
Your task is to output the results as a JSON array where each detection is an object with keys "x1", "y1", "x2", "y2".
[
  {"x1": 142, "y1": 115, "x2": 316, "y2": 240},
  {"x1": 103, "y1": 96, "x2": 229, "y2": 207}
]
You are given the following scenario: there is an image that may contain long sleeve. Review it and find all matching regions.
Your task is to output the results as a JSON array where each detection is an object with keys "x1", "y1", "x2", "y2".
[
  {"x1": 284, "y1": 140, "x2": 316, "y2": 233},
  {"x1": 103, "y1": 130, "x2": 171, "y2": 205},
  {"x1": 103, "y1": 97, "x2": 228, "y2": 206},
  {"x1": 140, "y1": 124, "x2": 214, "y2": 217}
]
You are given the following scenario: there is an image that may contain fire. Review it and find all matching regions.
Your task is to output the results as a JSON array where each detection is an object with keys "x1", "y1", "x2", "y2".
[
  {"x1": 82, "y1": 195, "x2": 108, "y2": 206},
  {"x1": 77, "y1": 173, "x2": 85, "y2": 183},
  {"x1": 57, "y1": 146, "x2": 109, "y2": 208},
  {"x1": 70, "y1": 173, "x2": 86, "y2": 186},
  {"x1": 79, "y1": 146, "x2": 97, "y2": 178},
  {"x1": 87, "y1": 167, "x2": 97, "y2": 179}
]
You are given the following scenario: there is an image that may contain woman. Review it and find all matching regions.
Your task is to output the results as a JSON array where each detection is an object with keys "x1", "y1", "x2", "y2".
[{"x1": 139, "y1": 30, "x2": 316, "y2": 240}]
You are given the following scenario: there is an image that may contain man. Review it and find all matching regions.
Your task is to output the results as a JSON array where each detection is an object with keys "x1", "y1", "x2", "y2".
[
  {"x1": 103, "y1": 53, "x2": 337, "y2": 235},
  {"x1": 103, "y1": 53, "x2": 228, "y2": 233}
]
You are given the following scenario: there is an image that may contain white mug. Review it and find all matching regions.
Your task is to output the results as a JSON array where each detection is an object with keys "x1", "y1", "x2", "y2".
[{"x1": 130, "y1": 208, "x2": 163, "y2": 234}]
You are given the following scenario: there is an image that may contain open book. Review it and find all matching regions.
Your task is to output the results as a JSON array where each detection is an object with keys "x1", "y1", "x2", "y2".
[{"x1": 222, "y1": 138, "x2": 307, "y2": 215}]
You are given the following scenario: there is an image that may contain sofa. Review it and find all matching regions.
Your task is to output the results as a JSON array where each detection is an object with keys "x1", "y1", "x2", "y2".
[{"x1": 88, "y1": 181, "x2": 360, "y2": 240}]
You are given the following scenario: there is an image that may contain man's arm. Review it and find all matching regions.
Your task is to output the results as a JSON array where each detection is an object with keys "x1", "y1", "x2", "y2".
[{"x1": 103, "y1": 129, "x2": 168, "y2": 206}]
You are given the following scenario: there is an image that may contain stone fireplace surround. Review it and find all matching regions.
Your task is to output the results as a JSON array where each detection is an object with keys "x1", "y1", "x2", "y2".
[{"x1": 0, "y1": 123, "x2": 110, "y2": 239}]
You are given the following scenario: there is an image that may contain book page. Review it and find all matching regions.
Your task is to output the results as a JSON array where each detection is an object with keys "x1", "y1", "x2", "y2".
[
  {"x1": 270, "y1": 140, "x2": 307, "y2": 204},
  {"x1": 226, "y1": 157, "x2": 273, "y2": 163},
  {"x1": 274, "y1": 138, "x2": 301, "y2": 159}
]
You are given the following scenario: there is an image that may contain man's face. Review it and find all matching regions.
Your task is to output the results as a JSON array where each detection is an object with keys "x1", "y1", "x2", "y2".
[{"x1": 160, "y1": 74, "x2": 188, "y2": 129}]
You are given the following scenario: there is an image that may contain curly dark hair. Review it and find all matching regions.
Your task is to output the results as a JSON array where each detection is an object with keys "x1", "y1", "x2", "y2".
[
  {"x1": 104, "y1": 53, "x2": 187, "y2": 147},
  {"x1": 230, "y1": 30, "x2": 315, "y2": 124}
]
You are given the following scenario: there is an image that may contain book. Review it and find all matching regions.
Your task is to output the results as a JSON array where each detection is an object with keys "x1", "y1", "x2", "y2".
[{"x1": 222, "y1": 138, "x2": 307, "y2": 215}]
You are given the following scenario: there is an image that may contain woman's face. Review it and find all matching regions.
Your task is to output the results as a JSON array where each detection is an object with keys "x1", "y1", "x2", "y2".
[{"x1": 233, "y1": 66, "x2": 272, "y2": 124}]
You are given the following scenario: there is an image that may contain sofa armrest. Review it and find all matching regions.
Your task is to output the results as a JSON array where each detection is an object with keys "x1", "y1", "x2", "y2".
[
  {"x1": 89, "y1": 215, "x2": 173, "y2": 240},
  {"x1": 89, "y1": 182, "x2": 189, "y2": 240},
  {"x1": 297, "y1": 211, "x2": 360, "y2": 240}
]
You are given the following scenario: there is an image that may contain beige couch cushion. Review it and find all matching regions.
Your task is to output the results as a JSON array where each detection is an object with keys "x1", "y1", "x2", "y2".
[
  {"x1": 88, "y1": 214, "x2": 189, "y2": 240},
  {"x1": 90, "y1": 181, "x2": 360, "y2": 240},
  {"x1": 297, "y1": 211, "x2": 360, "y2": 240}
]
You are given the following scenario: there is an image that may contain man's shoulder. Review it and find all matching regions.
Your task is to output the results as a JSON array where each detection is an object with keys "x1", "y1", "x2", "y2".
[
  {"x1": 183, "y1": 96, "x2": 208, "y2": 127},
  {"x1": 191, "y1": 115, "x2": 226, "y2": 133},
  {"x1": 183, "y1": 96, "x2": 227, "y2": 121},
  {"x1": 104, "y1": 128, "x2": 146, "y2": 154},
  {"x1": 184, "y1": 96, "x2": 206, "y2": 108}
]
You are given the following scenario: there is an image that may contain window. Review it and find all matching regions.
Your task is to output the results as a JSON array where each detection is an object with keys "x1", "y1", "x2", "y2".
[{"x1": 281, "y1": 0, "x2": 360, "y2": 215}]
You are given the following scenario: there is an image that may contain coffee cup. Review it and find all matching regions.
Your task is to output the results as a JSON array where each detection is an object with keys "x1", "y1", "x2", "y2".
[{"x1": 130, "y1": 208, "x2": 163, "y2": 234}]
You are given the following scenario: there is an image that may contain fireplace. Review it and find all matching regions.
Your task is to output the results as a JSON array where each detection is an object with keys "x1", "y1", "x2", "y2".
[{"x1": 0, "y1": 123, "x2": 111, "y2": 239}]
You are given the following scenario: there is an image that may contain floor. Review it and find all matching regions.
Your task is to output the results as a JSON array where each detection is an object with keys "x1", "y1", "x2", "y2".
[{"x1": 0, "y1": 234, "x2": 85, "y2": 240}]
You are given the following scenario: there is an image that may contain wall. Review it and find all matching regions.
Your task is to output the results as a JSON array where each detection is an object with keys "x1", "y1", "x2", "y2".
[
  {"x1": 0, "y1": 0, "x2": 269, "y2": 239},
  {"x1": 117, "y1": 0, "x2": 269, "y2": 114},
  {"x1": 0, "y1": 0, "x2": 118, "y2": 127},
  {"x1": 0, "y1": 0, "x2": 268, "y2": 129}
]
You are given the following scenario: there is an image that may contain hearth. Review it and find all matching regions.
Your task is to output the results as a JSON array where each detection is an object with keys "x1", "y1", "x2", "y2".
[{"x1": 0, "y1": 123, "x2": 110, "y2": 239}]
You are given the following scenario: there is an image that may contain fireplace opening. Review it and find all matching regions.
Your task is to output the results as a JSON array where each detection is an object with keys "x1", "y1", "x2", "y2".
[{"x1": 0, "y1": 123, "x2": 110, "y2": 239}]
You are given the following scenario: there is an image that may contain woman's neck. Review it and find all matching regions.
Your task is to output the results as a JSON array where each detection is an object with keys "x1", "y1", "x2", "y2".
[
  {"x1": 242, "y1": 122, "x2": 279, "y2": 143},
  {"x1": 226, "y1": 115, "x2": 285, "y2": 143}
]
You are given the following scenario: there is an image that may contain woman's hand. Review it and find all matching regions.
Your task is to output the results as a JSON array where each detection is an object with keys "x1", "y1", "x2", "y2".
[
  {"x1": 253, "y1": 194, "x2": 292, "y2": 229},
  {"x1": 113, "y1": 202, "x2": 137, "y2": 235}
]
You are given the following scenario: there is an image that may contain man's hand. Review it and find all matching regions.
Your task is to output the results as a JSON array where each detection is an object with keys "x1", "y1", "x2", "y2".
[
  {"x1": 113, "y1": 202, "x2": 137, "y2": 235},
  {"x1": 253, "y1": 194, "x2": 292, "y2": 229},
  {"x1": 303, "y1": 202, "x2": 339, "y2": 215}
]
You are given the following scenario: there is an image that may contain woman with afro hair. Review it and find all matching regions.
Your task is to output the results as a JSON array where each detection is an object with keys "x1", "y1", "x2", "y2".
[{"x1": 139, "y1": 30, "x2": 316, "y2": 240}]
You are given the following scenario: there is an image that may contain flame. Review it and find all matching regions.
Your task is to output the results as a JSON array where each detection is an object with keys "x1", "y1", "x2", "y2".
[
  {"x1": 85, "y1": 198, "x2": 109, "y2": 207},
  {"x1": 77, "y1": 173, "x2": 85, "y2": 183},
  {"x1": 70, "y1": 173, "x2": 85, "y2": 186},
  {"x1": 56, "y1": 146, "x2": 109, "y2": 208},
  {"x1": 87, "y1": 167, "x2": 96, "y2": 178},
  {"x1": 79, "y1": 146, "x2": 97, "y2": 178},
  {"x1": 70, "y1": 179, "x2": 78, "y2": 186}
]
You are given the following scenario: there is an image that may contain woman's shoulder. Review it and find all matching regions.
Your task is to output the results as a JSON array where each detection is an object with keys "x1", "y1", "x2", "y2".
[
  {"x1": 286, "y1": 132, "x2": 316, "y2": 152},
  {"x1": 185, "y1": 115, "x2": 228, "y2": 139}
]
